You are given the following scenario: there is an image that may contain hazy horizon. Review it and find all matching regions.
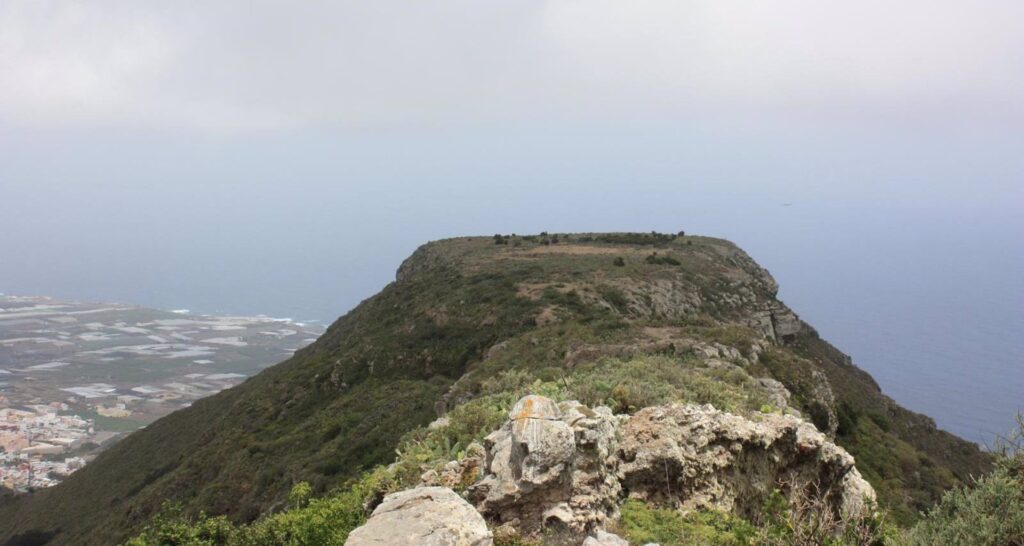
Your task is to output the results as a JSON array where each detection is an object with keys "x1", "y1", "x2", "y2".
[{"x1": 2, "y1": 0, "x2": 1022, "y2": 445}]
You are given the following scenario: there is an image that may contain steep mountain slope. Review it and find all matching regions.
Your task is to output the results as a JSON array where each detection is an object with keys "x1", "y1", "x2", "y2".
[{"x1": 0, "y1": 234, "x2": 989, "y2": 545}]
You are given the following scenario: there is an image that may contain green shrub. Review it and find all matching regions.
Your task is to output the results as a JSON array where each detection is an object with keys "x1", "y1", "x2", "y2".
[
  {"x1": 557, "y1": 355, "x2": 767, "y2": 414},
  {"x1": 645, "y1": 252, "x2": 682, "y2": 266},
  {"x1": 615, "y1": 499, "x2": 756, "y2": 545},
  {"x1": 390, "y1": 394, "x2": 510, "y2": 487},
  {"x1": 866, "y1": 412, "x2": 892, "y2": 433},
  {"x1": 287, "y1": 482, "x2": 312, "y2": 509},
  {"x1": 123, "y1": 505, "x2": 236, "y2": 546},
  {"x1": 837, "y1": 402, "x2": 861, "y2": 437},
  {"x1": 596, "y1": 285, "x2": 629, "y2": 313},
  {"x1": 751, "y1": 487, "x2": 894, "y2": 546},
  {"x1": 908, "y1": 435, "x2": 1024, "y2": 545},
  {"x1": 594, "y1": 232, "x2": 676, "y2": 245},
  {"x1": 124, "y1": 469, "x2": 396, "y2": 546}
]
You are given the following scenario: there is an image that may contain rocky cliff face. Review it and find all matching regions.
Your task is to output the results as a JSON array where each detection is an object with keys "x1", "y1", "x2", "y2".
[{"x1": 349, "y1": 394, "x2": 875, "y2": 545}]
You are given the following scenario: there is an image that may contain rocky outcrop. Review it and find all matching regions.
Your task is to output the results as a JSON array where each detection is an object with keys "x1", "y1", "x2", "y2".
[
  {"x1": 469, "y1": 395, "x2": 622, "y2": 534},
  {"x1": 770, "y1": 305, "x2": 803, "y2": 342},
  {"x1": 603, "y1": 278, "x2": 703, "y2": 318},
  {"x1": 749, "y1": 304, "x2": 803, "y2": 343},
  {"x1": 617, "y1": 404, "x2": 874, "y2": 521},
  {"x1": 464, "y1": 395, "x2": 873, "y2": 540},
  {"x1": 345, "y1": 486, "x2": 492, "y2": 546}
]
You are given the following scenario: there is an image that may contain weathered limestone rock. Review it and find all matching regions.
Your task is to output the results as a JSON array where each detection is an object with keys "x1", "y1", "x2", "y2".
[
  {"x1": 748, "y1": 304, "x2": 802, "y2": 344},
  {"x1": 770, "y1": 306, "x2": 802, "y2": 342},
  {"x1": 509, "y1": 395, "x2": 576, "y2": 486},
  {"x1": 582, "y1": 530, "x2": 630, "y2": 546},
  {"x1": 451, "y1": 396, "x2": 872, "y2": 542},
  {"x1": 756, "y1": 377, "x2": 792, "y2": 409},
  {"x1": 616, "y1": 404, "x2": 874, "y2": 521},
  {"x1": 470, "y1": 396, "x2": 621, "y2": 535},
  {"x1": 691, "y1": 342, "x2": 743, "y2": 361},
  {"x1": 345, "y1": 486, "x2": 492, "y2": 546}
]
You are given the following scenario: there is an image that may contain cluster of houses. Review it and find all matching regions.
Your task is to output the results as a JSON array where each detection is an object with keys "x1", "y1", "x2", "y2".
[{"x1": 0, "y1": 405, "x2": 93, "y2": 491}]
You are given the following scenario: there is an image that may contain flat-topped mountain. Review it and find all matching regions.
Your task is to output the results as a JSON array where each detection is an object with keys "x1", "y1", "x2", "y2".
[{"x1": 0, "y1": 233, "x2": 990, "y2": 545}]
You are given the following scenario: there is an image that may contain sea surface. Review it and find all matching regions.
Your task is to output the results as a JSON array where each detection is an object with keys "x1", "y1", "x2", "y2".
[{"x1": 752, "y1": 206, "x2": 1023, "y2": 446}]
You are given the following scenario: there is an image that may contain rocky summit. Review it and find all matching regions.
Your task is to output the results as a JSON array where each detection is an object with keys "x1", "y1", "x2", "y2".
[
  {"x1": 0, "y1": 233, "x2": 991, "y2": 545},
  {"x1": 354, "y1": 393, "x2": 875, "y2": 544}
]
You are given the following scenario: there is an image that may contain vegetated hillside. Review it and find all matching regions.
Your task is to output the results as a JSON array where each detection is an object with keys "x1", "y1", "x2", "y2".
[{"x1": 0, "y1": 233, "x2": 990, "y2": 545}]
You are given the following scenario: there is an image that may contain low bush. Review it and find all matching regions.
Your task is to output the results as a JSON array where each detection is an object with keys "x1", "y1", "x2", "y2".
[
  {"x1": 907, "y1": 417, "x2": 1024, "y2": 545},
  {"x1": 124, "y1": 469, "x2": 396, "y2": 545},
  {"x1": 475, "y1": 354, "x2": 769, "y2": 416},
  {"x1": 615, "y1": 499, "x2": 756, "y2": 545},
  {"x1": 594, "y1": 232, "x2": 677, "y2": 245},
  {"x1": 645, "y1": 252, "x2": 681, "y2": 266},
  {"x1": 752, "y1": 485, "x2": 894, "y2": 546},
  {"x1": 595, "y1": 284, "x2": 629, "y2": 314}
]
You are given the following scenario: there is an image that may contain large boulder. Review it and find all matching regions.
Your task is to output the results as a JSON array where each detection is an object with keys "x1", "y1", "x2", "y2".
[{"x1": 345, "y1": 486, "x2": 492, "y2": 546}]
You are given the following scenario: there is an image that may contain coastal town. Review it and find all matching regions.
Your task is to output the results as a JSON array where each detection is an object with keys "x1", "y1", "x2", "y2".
[
  {"x1": 0, "y1": 404, "x2": 91, "y2": 490},
  {"x1": 0, "y1": 295, "x2": 324, "y2": 492}
]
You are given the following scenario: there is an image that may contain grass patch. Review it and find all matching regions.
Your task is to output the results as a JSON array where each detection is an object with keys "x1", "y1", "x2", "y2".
[{"x1": 615, "y1": 499, "x2": 756, "y2": 545}]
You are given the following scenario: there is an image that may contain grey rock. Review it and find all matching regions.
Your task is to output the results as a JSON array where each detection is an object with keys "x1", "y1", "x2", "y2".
[
  {"x1": 464, "y1": 397, "x2": 873, "y2": 541},
  {"x1": 756, "y1": 377, "x2": 791, "y2": 409},
  {"x1": 470, "y1": 395, "x2": 620, "y2": 536},
  {"x1": 748, "y1": 304, "x2": 802, "y2": 344},
  {"x1": 771, "y1": 306, "x2": 802, "y2": 341},
  {"x1": 582, "y1": 530, "x2": 629, "y2": 546},
  {"x1": 345, "y1": 486, "x2": 492, "y2": 546},
  {"x1": 616, "y1": 404, "x2": 875, "y2": 521},
  {"x1": 509, "y1": 395, "x2": 576, "y2": 486}
]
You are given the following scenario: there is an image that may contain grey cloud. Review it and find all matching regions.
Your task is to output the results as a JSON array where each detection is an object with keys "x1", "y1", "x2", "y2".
[{"x1": 1, "y1": 0, "x2": 1021, "y2": 131}]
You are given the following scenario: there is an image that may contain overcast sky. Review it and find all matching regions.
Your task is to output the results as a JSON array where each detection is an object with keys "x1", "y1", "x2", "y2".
[
  {"x1": 1, "y1": 1, "x2": 1022, "y2": 441},
  {"x1": 0, "y1": 0, "x2": 1021, "y2": 318},
  {"x1": 2, "y1": 0, "x2": 1022, "y2": 131}
]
